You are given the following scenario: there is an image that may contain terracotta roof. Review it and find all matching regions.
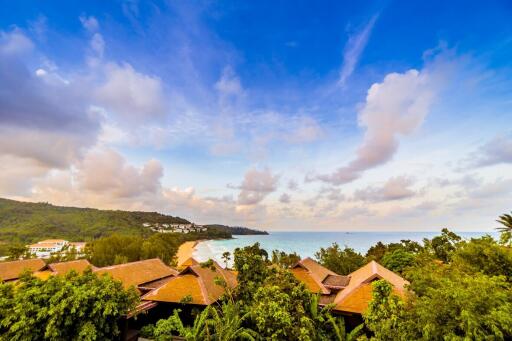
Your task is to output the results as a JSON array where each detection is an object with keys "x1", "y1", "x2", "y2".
[
  {"x1": 48, "y1": 259, "x2": 95, "y2": 274},
  {"x1": 28, "y1": 242, "x2": 61, "y2": 249},
  {"x1": 94, "y1": 258, "x2": 177, "y2": 289},
  {"x1": 323, "y1": 274, "x2": 351, "y2": 288},
  {"x1": 333, "y1": 261, "x2": 409, "y2": 314},
  {"x1": 142, "y1": 260, "x2": 237, "y2": 305},
  {"x1": 291, "y1": 258, "x2": 350, "y2": 295},
  {"x1": 33, "y1": 270, "x2": 54, "y2": 280},
  {"x1": 0, "y1": 258, "x2": 46, "y2": 281},
  {"x1": 39, "y1": 239, "x2": 67, "y2": 243},
  {"x1": 177, "y1": 257, "x2": 199, "y2": 270}
]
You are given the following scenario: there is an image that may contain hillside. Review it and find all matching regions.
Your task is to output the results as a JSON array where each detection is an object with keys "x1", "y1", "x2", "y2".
[
  {"x1": 204, "y1": 224, "x2": 268, "y2": 235},
  {"x1": 0, "y1": 198, "x2": 190, "y2": 243}
]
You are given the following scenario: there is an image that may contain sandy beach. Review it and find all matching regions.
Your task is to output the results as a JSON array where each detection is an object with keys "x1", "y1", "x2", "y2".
[{"x1": 176, "y1": 241, "x2": 199, "y2": 267}]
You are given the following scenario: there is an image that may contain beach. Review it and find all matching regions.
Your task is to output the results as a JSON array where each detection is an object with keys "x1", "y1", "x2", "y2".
[{"x1": 176, "y1": 241, "x2": 199, "y2": 267}]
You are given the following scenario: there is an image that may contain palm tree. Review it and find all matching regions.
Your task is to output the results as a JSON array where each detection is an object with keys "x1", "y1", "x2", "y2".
[
  {"x1": 497, "y1": 212, "x2": 512, "y2": 232},
  {"x1": 205, "y1": 301, "x2": 256, "y2": 340}
]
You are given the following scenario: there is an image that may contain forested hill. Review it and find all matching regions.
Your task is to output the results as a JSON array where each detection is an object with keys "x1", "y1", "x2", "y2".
[
  {"x1": 204, "y1": 224, "x2": 269, "y2": 235},
  {"x1": 0, "y1": 198, "x2": 190, "y2": 243}
]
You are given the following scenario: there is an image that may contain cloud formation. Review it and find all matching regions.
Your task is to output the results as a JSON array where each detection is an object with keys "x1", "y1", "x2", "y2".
[
  {"x1": 354, "y1": 176, "x2": 417, "y2": 202},
  {"x1": 338, "y1": 15, "x2": 378, "y2": 86},
  {"x1": 232, "y1": 168, "x2": 279, "y2": 206},
  {"x1": 467, "y1": 134, "x2": 512, "y2": 167},
  {"x1": 316, "y1": 69, "x2": 435, "y2": 185}
]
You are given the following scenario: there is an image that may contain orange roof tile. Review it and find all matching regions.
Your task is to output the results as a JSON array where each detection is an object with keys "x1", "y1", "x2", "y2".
[
  {"x1": 94, "y1": 258, "x2": 177, "y2": 289},
  {"x1": 143, "y1": 260, "x2": 237, "y2": 305},
  {"x1": 33, "y1": 270, "x2": 54, "y2": 280},
  {"x1": 0, "y1": 258, "x2": 46, "y2": 281},
  {"x1": 333, "y1": 261, "x2": 409, "y2": 314},
  {"x1": 48, "y1": 259, "x2": 95, "y2": 274},
  {"x1": 291, "y1": 258, "x2": 348, "y2": 295},
  {"x1": 177, "y1": 257, "x2": 199, "y2": 270},
  {"x1": 291, "y1": 268, "x2": 325, "y2": 294}
]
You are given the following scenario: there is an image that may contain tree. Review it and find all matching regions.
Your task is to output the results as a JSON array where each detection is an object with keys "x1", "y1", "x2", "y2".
[
  {"x1": 423, "y1": 228, "x2": 461, "y2": 262},
  {"x1": 271, "y1": 250, "x2": 301, "y2": 268},
  {"x1": 364, "y1": 280, "x2": 407, "y2": 341},
  {"x1": 451, "y1": 235, "x2": 512, "y2": 281},
  {"x1": 6, "y1": 243, "x2": 30, "y2": 260},
  {"x1": 497, "y1": 212, "x2": 512, "y2": 232},
  {"x1": 0, "y1": 269, "x2": 139, "y2": 340},
  {"x1": 381, "y1": 249, "x2": 416, "y2": 274},
  {"x1": 315, "y1": 243, "x2": 365, "y2": 275},
  {"x1": 206, "y1": 301, "x2": 256, "y2": 340},
  {"x1": 221, "y1": 251, "x2": 231, "y2": 269},
  {"x1": 233, "y1": 243, "x2": 270, "y2": 304},
  {"x1": 152, "y1": 308, "x2": 210, "y2": 341}
]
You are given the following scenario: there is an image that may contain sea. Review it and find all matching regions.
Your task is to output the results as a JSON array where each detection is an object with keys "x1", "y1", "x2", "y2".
[{"x1": 193, "y1": 231, "x2": 498, "y2": 266}]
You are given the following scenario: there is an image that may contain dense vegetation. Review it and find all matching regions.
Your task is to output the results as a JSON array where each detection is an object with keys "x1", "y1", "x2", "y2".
[
  {"x1": 0, "y1": 198, "x2": 189, "y2": 243},
  {"x1": 0, "y1": 269, "x2": 139, "y2": 340}
]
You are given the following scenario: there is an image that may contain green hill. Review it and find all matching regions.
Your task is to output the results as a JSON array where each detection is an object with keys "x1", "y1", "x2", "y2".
[{"x1": 0, "y1": 198, "x2": 190, "y2": 243}]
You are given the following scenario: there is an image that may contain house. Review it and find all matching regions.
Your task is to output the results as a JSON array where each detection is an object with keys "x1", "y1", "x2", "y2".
[
  {"x1": 291, "y1": 258, "x2": 408, "y2": 315},
  {"x1": 142, "y1": 260, "x2": 237, "y2": 305},
  {"x1": 0, "y1": 258, "x2": 47, "y2": 282}
]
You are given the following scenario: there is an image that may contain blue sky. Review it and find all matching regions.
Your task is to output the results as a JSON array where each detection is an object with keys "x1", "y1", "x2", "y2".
[{"x1": 0, "y1": 1, "x2": 511, "y2": 231}]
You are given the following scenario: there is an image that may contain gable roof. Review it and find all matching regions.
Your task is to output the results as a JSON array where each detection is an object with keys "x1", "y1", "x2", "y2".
[
  {"x1": 48, "y1": 259, "x2": 95, "y2": 274},
  {"x1": 333, "y1": 260, "x2": 409, "y2": 314},
  {"x1": 291, "y1": 258, "x2": 350, "y2": 295},
  {"x1": 94, "y1": 258, "x2": 177, "y2": 289},
  {"x1": 178, "y1": 257, "x2": 199, "y2": 270},
  {"x1": 0, "y1": 259, "x2": 46, "y2": 281},
  {"x1": 142, "y1": 260, "x2": 237, "y2": 305}
]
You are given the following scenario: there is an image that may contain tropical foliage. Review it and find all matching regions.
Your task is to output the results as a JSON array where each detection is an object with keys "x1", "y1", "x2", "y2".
[{"x1": 0, "y1": 269, "x2": 139, "y2": 340}]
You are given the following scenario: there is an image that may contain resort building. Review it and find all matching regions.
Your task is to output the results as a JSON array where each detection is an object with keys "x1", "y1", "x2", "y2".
[
  {"x1": 27, "y1": 239, "x2": 86, "y2": 258},
  {"x1": 291, "y1": 258, "x2": 409, "y2": 316},
  {"x1": 48, "y1": 259, "x2": 96, "y2": 275},
  {"x1": 142, "y1": 260, "x2": 237, "y2": 305}
]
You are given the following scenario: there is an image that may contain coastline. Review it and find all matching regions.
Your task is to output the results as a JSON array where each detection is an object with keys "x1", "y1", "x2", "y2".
[{"x1": 176, "y1": 240, "x2": 201, "y2": 267}]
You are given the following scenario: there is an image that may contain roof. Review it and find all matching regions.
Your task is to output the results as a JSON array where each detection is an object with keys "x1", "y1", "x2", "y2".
[
  {"x1": 28, "y1": 242, "x2": 62, "y2": 248},
  {"x1": 94, "y1": 258, "x2": 177, "y2": 289},
  {"x1": 333, "y1": 261, "x2": 409, "y2": 314},
  {"x1": 177, "y1": 256, "x2": 199, "y2": 270},
  {"x1": 291, "y1": 258, "x2": 350, "y2": 295},
  {"x1": 0, "y1": 258, "x2": 47, "y2": 281},
  {"x1": 48, "y1": 259, "x2": 94, "y2": 274},
  {"x1": 39, "y1": 239, "x2": 67, "y2": 243},
  {"x1": 142, "y1": 260, "x2": 237, "y2": 305},
  {"x1": 33, "y1": 270, "x2": 54, "y2": 280}
]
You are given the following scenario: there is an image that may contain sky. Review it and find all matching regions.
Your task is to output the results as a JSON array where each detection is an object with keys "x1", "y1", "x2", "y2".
[{"x1": 0, "y1": 0, "x2": 511, "y2": 231}]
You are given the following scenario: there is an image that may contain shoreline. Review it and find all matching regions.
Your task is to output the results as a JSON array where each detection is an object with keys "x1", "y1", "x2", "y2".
[{"x1": 176, "y1": 240, "x2": 203, "y2": 267}]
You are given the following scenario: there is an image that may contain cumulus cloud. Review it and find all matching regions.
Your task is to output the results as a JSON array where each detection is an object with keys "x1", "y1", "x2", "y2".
[
  {"x1": 95, "y1": 63, "x2": 167, "y2": 124},
  {"x1": 231, "y1": 168, "x2": 279, "y2": 206},
  {"x1": 466, "y1": 134, "x2": 512, "y2": 167},
  {"x1": 339, "y1": 15, "x2": 378, "y2": 86},
  {"x1": 354, "y1": 176, "x2": 417, "y2": 202},
  {"x1": 77, "y1": 149, "x2": 163, "y2": 198},
  {"x1": 316, "y1": 69, "x2": 435, "y2": 185}
]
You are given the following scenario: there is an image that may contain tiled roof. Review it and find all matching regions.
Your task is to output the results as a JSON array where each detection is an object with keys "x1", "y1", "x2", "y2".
[
  {"x1": 33, "y1": 270, "x2": 54, "y2": 280},
  {"x1": 177, "y1": 257, "x2": 199, "y2": 270},
  {"x1": 94, "y1": 258, "x2": 177, "y2": 289},
  {"x1": 0, "y1": 258, "x2": 46, "y2": 281},
  {"x1": 291, "y1": 258, "x2": 348, "y2": 295},
  {"x1": 323, "y1": 274, "x2": 351, "y2": 288},
  {"x1": 142, "y1": 260, "x2": 237, "y2": 305},
  {"x1": 28, "y1": 242, "x2": 61, "y2": 248},
  {"x1": 333, "y1": 260, "x2": 409, "y2": 314},
  {"x1": 39, "y1": 239, "x2": 67, "y2": 243},
  {"x1": 48, "y1": 259, "x2": 95, "y2": 274}
]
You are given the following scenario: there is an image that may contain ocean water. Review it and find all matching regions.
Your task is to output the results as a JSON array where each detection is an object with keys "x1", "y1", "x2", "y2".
[{"x1": 193, "y1": 231, "x2": 498, "y2": 266}]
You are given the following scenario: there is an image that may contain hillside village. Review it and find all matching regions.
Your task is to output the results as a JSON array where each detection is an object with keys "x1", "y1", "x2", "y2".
[{"x1": 143, "y1": 222, "x2": 208, "y2": 234}]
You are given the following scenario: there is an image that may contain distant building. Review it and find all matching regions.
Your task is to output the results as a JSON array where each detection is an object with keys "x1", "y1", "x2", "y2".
[{"x1": 27, "y1": 239, "x2": 86, "y2": 258}]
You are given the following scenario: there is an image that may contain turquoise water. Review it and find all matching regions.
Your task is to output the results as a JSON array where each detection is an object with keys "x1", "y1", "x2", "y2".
[{"x1": 193, "y1": 231, "x2": 497, "y2": 266}]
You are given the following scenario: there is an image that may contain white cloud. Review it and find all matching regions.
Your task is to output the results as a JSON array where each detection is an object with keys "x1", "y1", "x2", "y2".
[
  {"x1": 279, "y1": 193, "x2": 291, "y2": 204},
  {"x1": 316, "y1": 68, "x2": 435, "y2": 185},
  {"x1": 90, "y1": 33, "x2": 105, "y2": 57},
  {"x1": 338, "y1": 15, "x2": 378, "y2": 86},
  {"x1": 467, "y1": 134, "x2": 512, "y2": 167},
  {"x1": 354, "y1": 176, "x2": 417, "y2": 202},
  {"x1": 231, "y1": 168, "x2": 279, "y2": 206},
  {"x1": 80, "y1": 15, "x2": 99, "y2": 32},
  {"x1": 95, "y1": 62, "x2": 167, "y2": 124},
  {"x1": 0, "y1": 28, "x2": 33, "y2": 55}
]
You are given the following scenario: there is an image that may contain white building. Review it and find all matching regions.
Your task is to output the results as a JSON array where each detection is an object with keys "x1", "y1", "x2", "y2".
[{"x1": 27, "y1": 239, "x2": 86, "y2": 258}]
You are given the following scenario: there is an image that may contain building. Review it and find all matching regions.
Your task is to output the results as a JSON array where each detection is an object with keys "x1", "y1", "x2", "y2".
[
  {"x1": 291, "y1": 258, "x2": 409, "y2": 319},
  {"x1": 48, "y1": 259, "x2": 95, "y2": 275},
  {"x1": 27, "y1": 239, "x2": 86, "y2": 258},
  {"x1": 142, "y1": 260, "x2": 237, "y2": 305}
]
